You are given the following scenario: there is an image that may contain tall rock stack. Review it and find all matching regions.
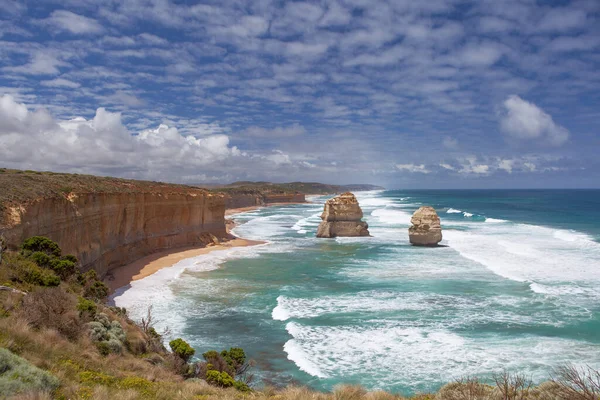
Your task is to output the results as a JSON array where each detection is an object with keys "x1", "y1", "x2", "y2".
[
  {"x1": 408, "y1": 206, "x2": 442, "y2": 246},
  {"x1": 316, "y1": 192, "x2": 370, "y2": 238}
]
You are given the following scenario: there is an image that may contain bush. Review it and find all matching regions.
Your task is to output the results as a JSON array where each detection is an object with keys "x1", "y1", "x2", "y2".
[
  {"x1": 49, "y1": 259, "x2": 77, "y2": 280},
  {"x1": 221, "y1": 347, "x2": 246, "y2": 371},
  {"x1": 169, "y1": 338, "x2": 195, "y2": 362},
  {"x1": 77, "y1": 297, "x2": 97, "y2": 317},
  {"x1": 21, "y1": 237, "x2": 61, "y2": 258},
  {"x1": 28, "y1": 251, "x2": 51, "y2": 267},
  {"x1": 205, "y1": 370, "x2": 236, "y2": 388},
  {"x1": 0, "y1": 348, "x2": 60, "y2": 396},
  {"x1": 21, "y1": 263, "x2": 61, "y2": 287},
  {"x1": 83, "y1": 280, "x2": 109, "y2": 301},
  {"x1": 87, "y1": 313, "x2": 127, "y2": 355},
  {"x1": 21, "y1": 287, "x2": 82, "y2": 340},
  {"x1": 78, "y1": 270, "x2": 109, "y2": 301},
  {"x1": 96, "y1": 341, "x2": 111, "y2": 356}
]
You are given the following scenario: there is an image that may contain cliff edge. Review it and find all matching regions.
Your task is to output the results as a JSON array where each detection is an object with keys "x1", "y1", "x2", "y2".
[{"x1": 0, "y1": 169, "x2": 227, "y2": 277}]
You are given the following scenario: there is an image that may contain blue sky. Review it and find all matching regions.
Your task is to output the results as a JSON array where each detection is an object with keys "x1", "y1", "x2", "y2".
[{"x1": 1, "y1": 0, "x2": 599, "y2": 188}]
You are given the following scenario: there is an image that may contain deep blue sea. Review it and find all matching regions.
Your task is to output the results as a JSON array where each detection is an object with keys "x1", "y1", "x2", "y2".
[{"x1": 113, "y1": 190, "x2": 600, "y2": 396}]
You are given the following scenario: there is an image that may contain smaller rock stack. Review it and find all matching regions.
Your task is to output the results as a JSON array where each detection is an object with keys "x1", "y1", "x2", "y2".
[
  {"x1": 409, "y1": 206, "x2": 442, "y2": 246},
  {"x1": 316, "y1": 192, "x2": 370, "y2": 238}
]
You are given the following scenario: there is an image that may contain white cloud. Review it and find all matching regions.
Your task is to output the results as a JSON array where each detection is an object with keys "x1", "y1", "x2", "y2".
[
  {"x1": 41, "y1": 78, "x2": 80, "y2": 88},
  {"x1": 498, "y1": 159, "x2": 514, "y2": 173},
  {"x1": 500, "y1": 95, "x2": 570, "y2": 146},
  {"x1": 4, "y1": 50, "x2": 69, "y2": 75},
  {"x1": 43, "y1": 10, "x2": 104, "y2": 35},
  {"x1": 264, "y1": 150, "x2": 292, "y2": 165},
  {"x1": 0, "y1": 95, "x2": 240, "y2": 176},
  {"x1": 396, "y1": 164, "x2": 431, "y2": 173},
  {"x1": 456, "y1": 42, "x2": 504, "y2": 67}
]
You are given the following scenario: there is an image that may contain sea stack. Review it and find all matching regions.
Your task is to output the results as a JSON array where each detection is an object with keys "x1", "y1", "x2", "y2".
[
  {"x1": 409, "y1": 206, "x2": 442, "y2": 246},
  {"x1": 316, "y1": 192, "x2": 370, "y2": 238}
]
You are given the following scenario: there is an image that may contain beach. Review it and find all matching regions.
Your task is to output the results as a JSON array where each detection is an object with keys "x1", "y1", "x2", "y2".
[
  {"x1": 106, "y1": 237, "x2": 265, "y2": 291},
  {"x1": 106, "y1": 202, "x2": 309, "y2": 291}
]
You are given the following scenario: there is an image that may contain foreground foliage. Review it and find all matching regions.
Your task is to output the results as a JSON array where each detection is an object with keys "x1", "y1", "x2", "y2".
[{"x1": 0, "y1": 236, "x2": 599, "y2": 399}]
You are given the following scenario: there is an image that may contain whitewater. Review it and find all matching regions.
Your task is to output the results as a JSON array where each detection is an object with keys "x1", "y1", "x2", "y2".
[{"x1": 112, "y1": 189, "x2": 600, "y2": 395}]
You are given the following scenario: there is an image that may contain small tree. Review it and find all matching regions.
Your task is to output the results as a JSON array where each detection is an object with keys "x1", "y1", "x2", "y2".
[
  {"x1": 21, "y1": 236, "x2": 61, "y2": 258},
  {"x1": 169, "y1": 338, "x2": 195, "y2": 362}
]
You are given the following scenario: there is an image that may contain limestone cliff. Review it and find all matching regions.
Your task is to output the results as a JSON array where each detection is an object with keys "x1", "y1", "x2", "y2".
[
  {"x1": 0, "y1": 170, "x2": 226, "y2": 277},
  {"x1": 408, "y1": 206, "x2": 442, "y2": 246},
  {"x1": 316, "y1": 192, "x2": 370, "y2": 238}
]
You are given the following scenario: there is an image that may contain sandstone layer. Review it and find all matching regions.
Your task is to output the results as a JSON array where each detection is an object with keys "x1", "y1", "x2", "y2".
[
  {"x1": 1, "y1": 190, "x2": 226, "y2": 277},
  {"x1": 316, "y1": 192, "x2": 370, "y2": 238},
  {"x1": 408, "y1": 206, "x2": 442, "y2": 246}
]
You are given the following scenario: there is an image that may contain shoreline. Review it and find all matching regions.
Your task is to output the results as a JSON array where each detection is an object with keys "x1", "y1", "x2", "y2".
[
  {"x1": 107, "y1": 201, "x2": 312, "y2": 292},
  {"x1": 106, "y1": 237, "x2": 265, "y2": 292},
  {"x1": 225, "y1": 201, "x2": 310, "y2": 216}
]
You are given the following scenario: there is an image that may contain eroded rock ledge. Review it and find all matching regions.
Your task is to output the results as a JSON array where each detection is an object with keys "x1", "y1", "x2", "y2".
[{"x1": 316, "y1": 192, "x2": 370, "y2": 238}]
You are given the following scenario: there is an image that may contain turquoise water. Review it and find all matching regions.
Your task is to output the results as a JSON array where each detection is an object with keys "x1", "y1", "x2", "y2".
[{"x1": 113, "y1": 190, "x2": 600, "y2": 395}]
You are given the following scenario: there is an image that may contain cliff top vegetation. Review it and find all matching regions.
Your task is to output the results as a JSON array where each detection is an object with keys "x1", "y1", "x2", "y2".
[{"x1": 0, "y1": 168, "x2": 214, "y2": 225}]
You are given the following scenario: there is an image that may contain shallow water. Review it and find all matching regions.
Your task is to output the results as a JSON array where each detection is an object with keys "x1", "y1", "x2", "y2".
[{"x1": 113, "y1": 189, "x2": 600, "y2": 395}]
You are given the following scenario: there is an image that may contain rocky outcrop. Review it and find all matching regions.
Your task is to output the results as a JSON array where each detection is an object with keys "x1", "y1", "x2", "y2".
[
  {"x1": 408, "y1": 206, "x2": 442, "y2": 246},
  {"x1": 1, "y1": 190, "x2": 227, "y2": 277},
  {"x1": 316, "y1": 192, "x2": 370, "y2": 238}
]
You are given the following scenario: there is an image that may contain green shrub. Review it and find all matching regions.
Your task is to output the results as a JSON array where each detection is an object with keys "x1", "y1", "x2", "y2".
[
  {"x1": 21, "y1": 263, "x2": 60, "y2": 287},
  {"x1": 21, "y1": 236, "x2": 61, "y2": 258},
  {"x1": 84, "y1": 280, "x2": 109, "y2": 301},
  {"x1": 96, "y1": 341, "x2": 111, "y2": 356},
  {"x1": 0, "y1": 348, "x2": 60, "y2": 396},
  {"x1": 28, "y1": 251, "x2": 51, "y2": 267},
  {"x1": 77, "y1": 297, "x2": 97, "y2": 317},
  {"x1": 61, "y1": 254, "x2": 78, "y2": 264},
  {"x1": 221, "y1": 347, "x2": 246, "y2": 369},
  {"x1": 205, "y1": 370, "x2": 235, "y2": 388},
  {"x1": 169, "y1": 338, "x2": 195, "y2": 362},
  {"x1": 49, "y1": 259, "x2": 77, "y2": 280}
]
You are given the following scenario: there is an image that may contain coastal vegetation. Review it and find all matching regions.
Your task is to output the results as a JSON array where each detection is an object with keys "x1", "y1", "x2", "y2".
[{"x1": 0, "y1": 236, "x2": 599, "y2": 399}]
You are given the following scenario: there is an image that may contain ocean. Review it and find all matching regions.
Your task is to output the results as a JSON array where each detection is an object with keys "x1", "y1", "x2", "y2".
[{"x1": 112, "y1": 189, "x2": 600, "y2": 396}]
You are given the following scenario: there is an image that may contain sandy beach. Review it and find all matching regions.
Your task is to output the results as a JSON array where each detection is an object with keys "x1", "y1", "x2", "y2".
[
  {"x1": 106, "y1": 237, "x2": 265, "y2": 291},
  {"x1": 107, "y1": 202, "x2": 310, "y2": 292}
]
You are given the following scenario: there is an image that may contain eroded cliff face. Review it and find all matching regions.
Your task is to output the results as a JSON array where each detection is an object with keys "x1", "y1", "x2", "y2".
[{"x1": 1, "y1": 191, "x2": 226, "y2": 277}]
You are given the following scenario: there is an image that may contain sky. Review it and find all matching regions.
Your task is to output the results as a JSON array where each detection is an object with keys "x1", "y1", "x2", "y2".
[{"x1": 1, "y1": 0, "x2": 599, "y2": 189}]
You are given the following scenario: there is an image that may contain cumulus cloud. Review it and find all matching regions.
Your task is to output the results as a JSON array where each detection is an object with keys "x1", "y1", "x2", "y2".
[
  {"x1": 0, "y1": 95, "x2": 240, "y2": 177},
  {"x1": 42, "y1": 10, "x2": 104, "y2": 35},
  {"x1": 500, "y1": 95, "x2": 570, "y2": 146}
]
